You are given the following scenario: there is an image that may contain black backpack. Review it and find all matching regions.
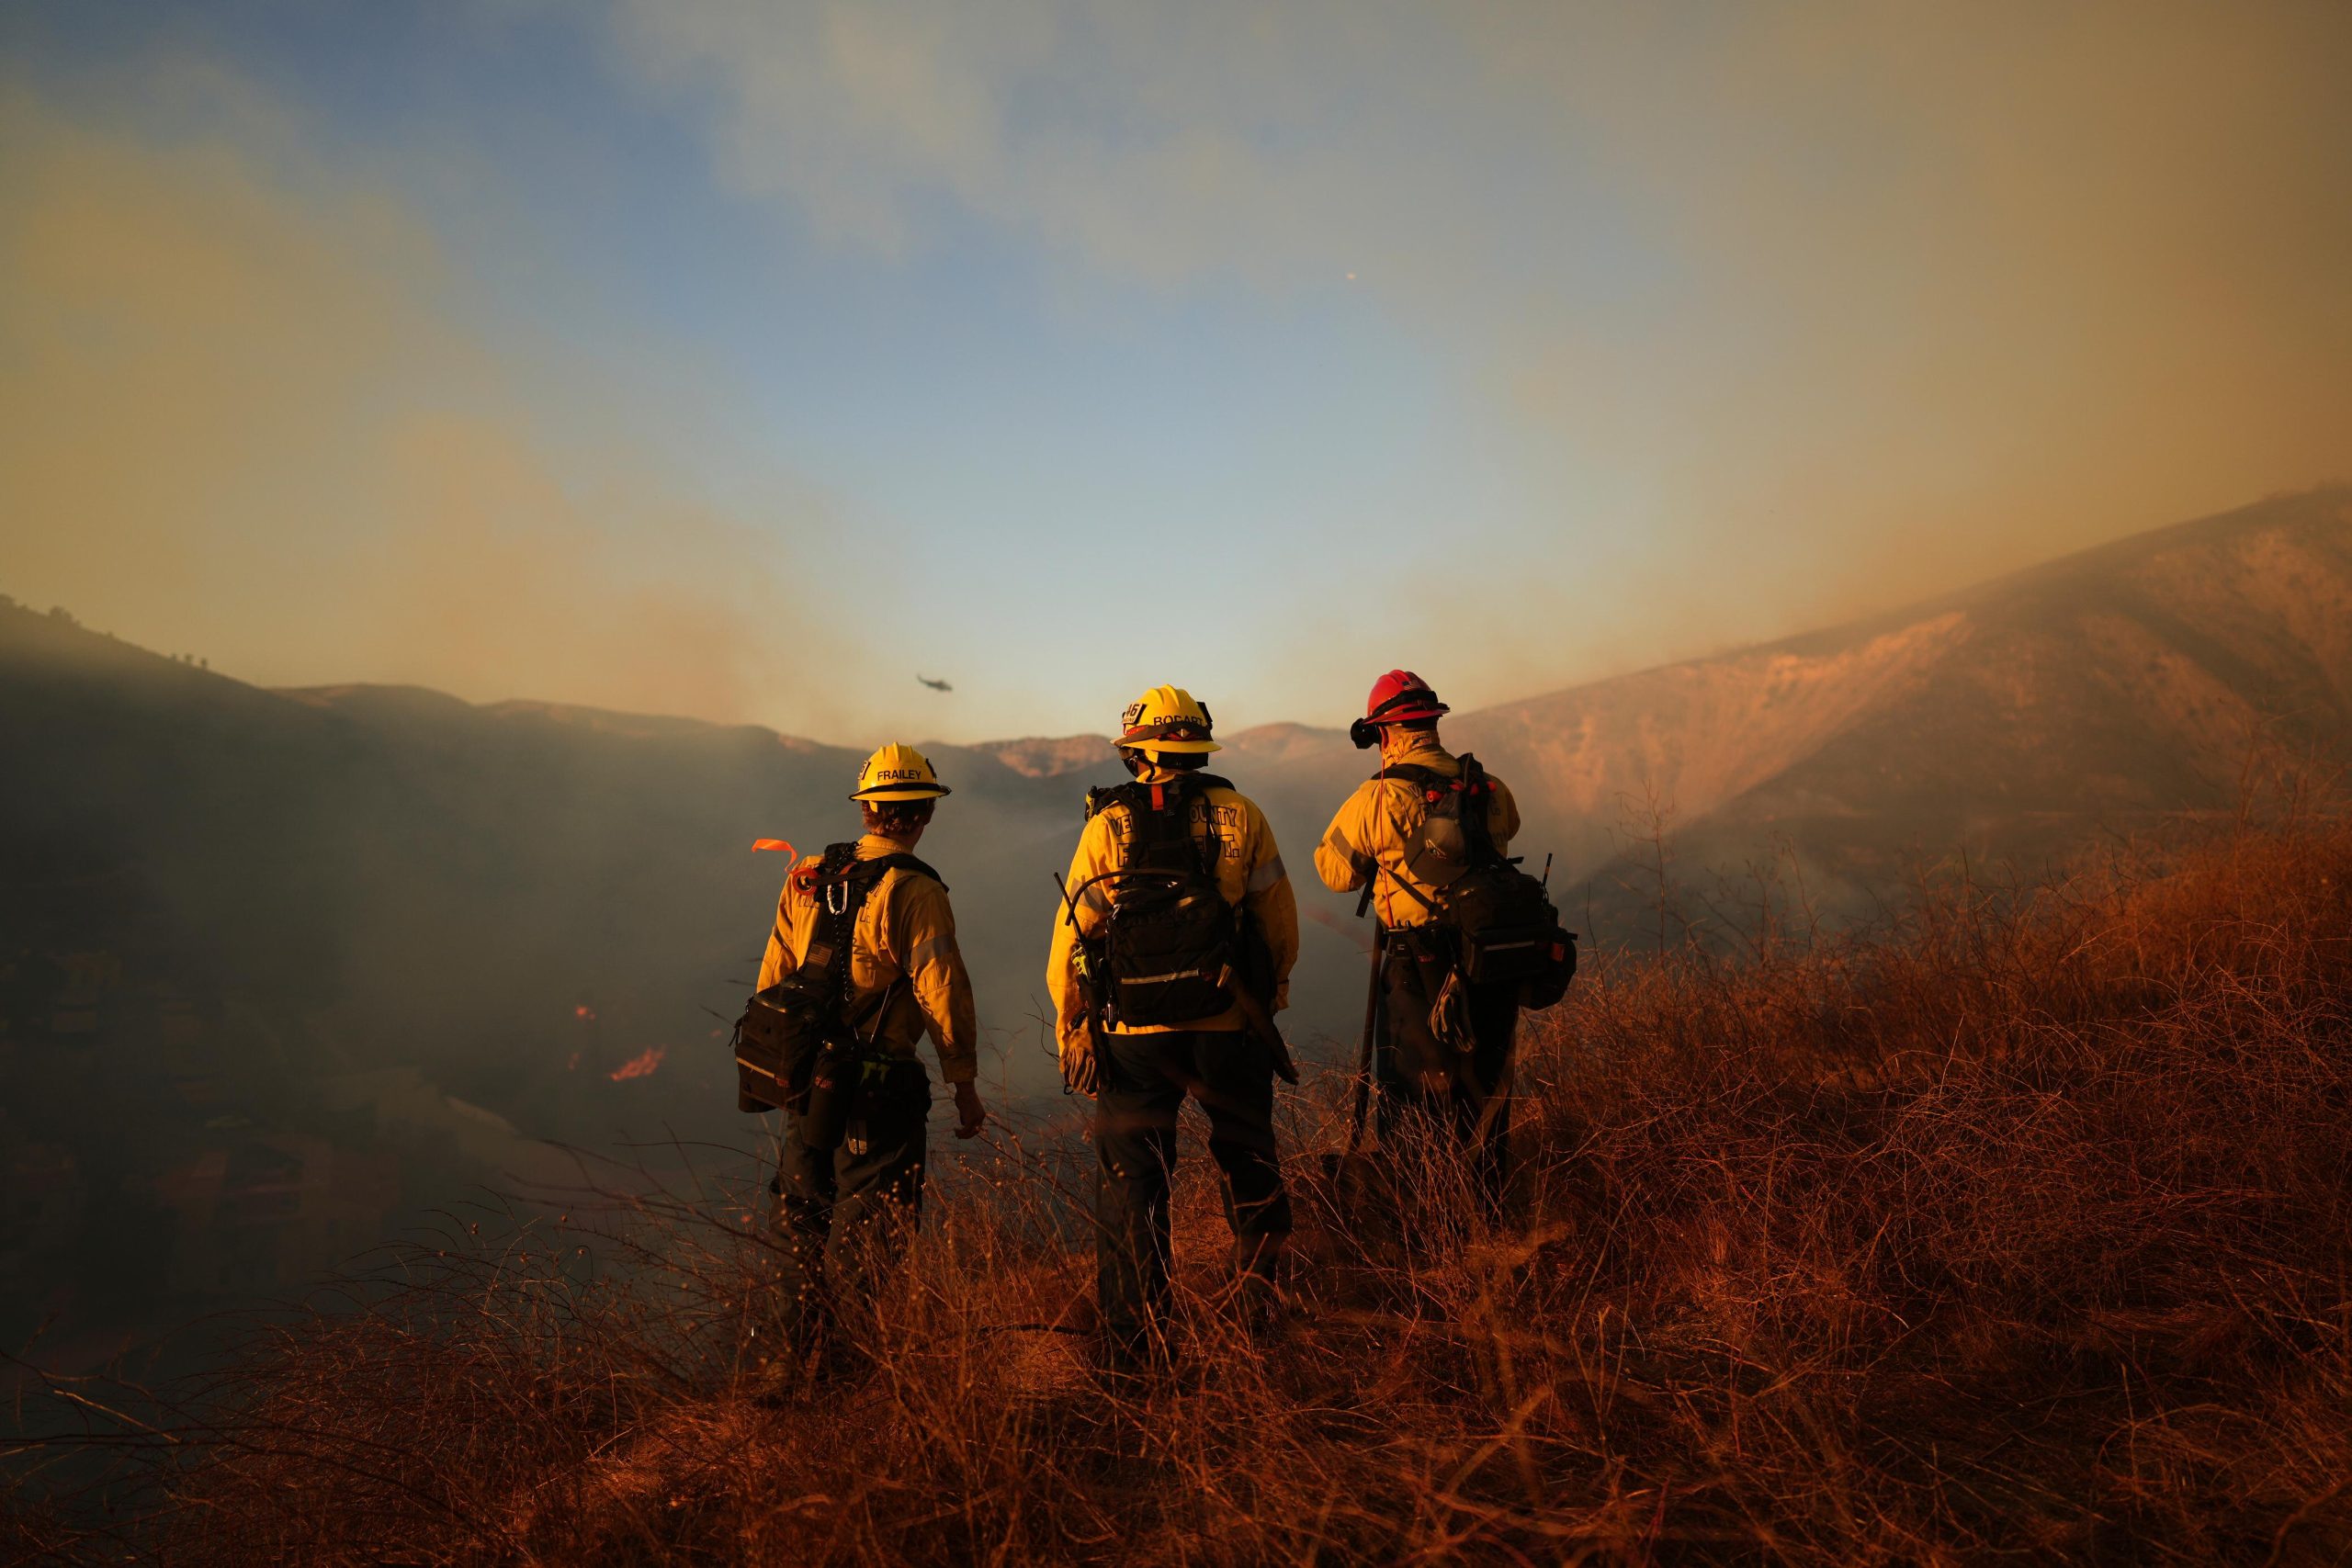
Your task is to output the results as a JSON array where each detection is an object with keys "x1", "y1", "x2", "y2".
[
  {"x1": 731, "y1": 843, "x2": 943, "y2": 1114},
  {"x1": 1381, "y1": 756, "x2": 1577, "y2": 1010},
  {"x1": 1069, "y1": 774, "x2": 1242, "y2": 1029}
]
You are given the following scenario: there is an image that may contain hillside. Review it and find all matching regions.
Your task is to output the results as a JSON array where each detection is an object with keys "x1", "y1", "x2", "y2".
[
  {"x1": 5, "y1": 486, "x2": 2348, "y2": 1360},
  {"x1": 1242, "y1": 487, "x2": 2352, "y2": 931},
  {"x1": 18, "y1": 805, "x2": 2350, "y2": 1564},
  {"x1": 0, "y1": 604, "x2": 1111, "y2": 1366}
]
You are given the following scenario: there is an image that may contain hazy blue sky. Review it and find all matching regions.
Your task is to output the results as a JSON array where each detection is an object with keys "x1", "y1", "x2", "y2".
[{"x1": 5, "y1": 1, "x2": 2347, "y2": 743}]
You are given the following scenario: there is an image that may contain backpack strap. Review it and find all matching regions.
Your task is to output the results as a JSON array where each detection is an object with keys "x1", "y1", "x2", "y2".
[
  {"x1": 800, "y1": 842, "x2": 865, "y2": 1008},
  {"x1": 1453, "y1": 754, "x2": 1503, "y2": 867},
  {"x1": 786, "y1": 845, "x2": 948, "y2": 1043},
  {"x1": 853, "y1": 852, "x2": 946, "y2": 892},
  {"x1": 1376, "y1": 762, "x2": 1450, "y2": 789}
]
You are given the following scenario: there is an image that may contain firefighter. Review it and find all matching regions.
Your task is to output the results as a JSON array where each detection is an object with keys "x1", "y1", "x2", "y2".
[
  {"x1": 1049, "y1": 685, "x2": 1300, "y2": 1370},
  {"x1": 756, "y1": 743, "x2": 987, "y2": 1354},
  {"x1": 1314, "y1": 671, "x2": 1524, "y2": 1206}
]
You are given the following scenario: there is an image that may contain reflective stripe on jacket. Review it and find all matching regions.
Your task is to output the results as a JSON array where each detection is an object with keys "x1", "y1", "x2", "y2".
[
  {"x1": 757, "y1": 832, "x2": 980, "y2": 1085},
  {"x1": 1313, "y1": 741, "x2": 1521, "y2": 929},
  {"x1": 1047, "y1": 765, "x2": 1299, "y2": 1060}
]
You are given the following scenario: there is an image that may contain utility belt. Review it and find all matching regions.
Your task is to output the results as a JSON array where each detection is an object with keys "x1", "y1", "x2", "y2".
[
  {"x1": 799, "y1": 1036, "x2": 928, "y2": 1154},
  {"x1": 1383, "y1": 909, "x2": 1575, "y2": 1020},
  {"x1": 1377, "y1": 867, "x2": 1576, "y2": 1010},
  {"x1": 1383, "y1": 920, "x2": 1467, "y2": 992}
]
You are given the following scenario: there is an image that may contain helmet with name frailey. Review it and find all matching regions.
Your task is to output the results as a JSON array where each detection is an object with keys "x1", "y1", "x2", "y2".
[{"x1": 849, "y1": 743, "x2": 952, "y2": 801}]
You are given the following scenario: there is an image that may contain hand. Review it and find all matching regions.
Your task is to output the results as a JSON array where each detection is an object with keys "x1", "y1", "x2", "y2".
[
  {"x1": 952, "y1": 1080, "x2": 987, "y2": 1139},
  {"x1": 1061, "y1": 1030, "x2": 1101, "y2": 1098}
]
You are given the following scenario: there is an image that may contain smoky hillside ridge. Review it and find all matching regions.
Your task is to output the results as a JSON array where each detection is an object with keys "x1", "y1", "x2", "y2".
[
  {"x1": 0, "y1": 603, "x2": 1120, "y2": 1372},
  {"x1": 5, "y1": 485, "x2": 2349, "y2": 1368},
  {"x1": 6, "y1": 482, "x2": 2350, "y2": 1092},
  {"x1": 1517, "y1": 486, "x2": 2352, "y2": 897},
  {"x1": 1233, "y1": 485, "x2": 2352, "y2": 935},
  {"x1": 8, "y1": 483, "x2": 2351, "y2": 1097}
]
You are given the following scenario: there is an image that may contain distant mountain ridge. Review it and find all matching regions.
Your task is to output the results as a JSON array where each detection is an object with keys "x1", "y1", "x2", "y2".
[
  {"x1": 6, "y1": 486, "x2": 2347, "y2": 944},
  {"x1": 6, "y1": 487, "x2": 2347, "y2": 1357},
  {"x1": 1216, "y1": 486, "x2": 2352, "y2": 922},
  {"x1": 2, "y1": 484, "x2": 2346, "y2": 1087},
  {"x1": 10, "y1": 486, "x2": 2347, "y2": 937},
  {"x1": 1510, "y1": 487, "x2": 2352, "y2": 895}
]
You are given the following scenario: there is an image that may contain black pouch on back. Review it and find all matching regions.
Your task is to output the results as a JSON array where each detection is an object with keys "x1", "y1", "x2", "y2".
[
  {"x1": 1447, "y1": 863, "x2": 1575, "y2": 998},
  {"x1": 732, "y1": 964, "x2": 845, "y2": 1115},
  {"x1": 1102, "y1": 879, "x2": 1238, "y2": 1026},
  {"x1": 1076, "y1": 774, "x2": 1241, "y2": 1029}
]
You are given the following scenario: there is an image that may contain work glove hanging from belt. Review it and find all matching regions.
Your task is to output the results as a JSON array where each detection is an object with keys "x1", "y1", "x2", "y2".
[
  {"x1": 1429, "y1": 968, "x2": 1476, "y2": 1056},
  {"x1": 1062, "y1": 1028, "x2": 1101, "y2": 1097}
]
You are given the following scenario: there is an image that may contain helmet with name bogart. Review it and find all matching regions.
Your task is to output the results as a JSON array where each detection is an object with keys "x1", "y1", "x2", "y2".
[
  {"x1": 1115, "y1": 684, "x2": 1220, "y2": 757},
  {"x1": 850, "y1": 742, "x2": 952, "y2": 801},
  {"x1": 1351, "y1": 669, "x2": 1450, "y2": 749}
]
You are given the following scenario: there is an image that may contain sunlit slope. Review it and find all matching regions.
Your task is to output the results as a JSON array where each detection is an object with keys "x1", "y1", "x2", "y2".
[
  {"x1": 1238, "y1": 488, "x2": 2352, "y2": 935},
  {"x1": 1577, "y1": 486, "x2": 2352, "y2": 910}
]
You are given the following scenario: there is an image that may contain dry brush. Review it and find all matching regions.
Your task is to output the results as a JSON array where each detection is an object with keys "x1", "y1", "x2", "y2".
[{"x1": 8, "y1": 817, "x2": 2351, "y2": 1564}]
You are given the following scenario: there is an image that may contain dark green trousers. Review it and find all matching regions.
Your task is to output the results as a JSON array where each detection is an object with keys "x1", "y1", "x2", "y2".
[
  {"x1": 770, "y1": 1061, "x2": 932, "y2": 1343},
  {"x1": 1095, "y1": 1028, "x2": 1294, "y2": 1361},
  {"x1": 1375, "y1": 933, "x2": 1521, "y2": 1210}
]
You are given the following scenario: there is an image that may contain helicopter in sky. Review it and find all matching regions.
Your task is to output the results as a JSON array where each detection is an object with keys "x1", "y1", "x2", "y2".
[{"x1": 917, "y1": 674, "x2": 953, "y2": 693}]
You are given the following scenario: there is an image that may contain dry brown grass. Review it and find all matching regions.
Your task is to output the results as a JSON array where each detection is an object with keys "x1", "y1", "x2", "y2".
[{"x1": 9, "y1": 813, "x2": 2352, "y2": 1565}]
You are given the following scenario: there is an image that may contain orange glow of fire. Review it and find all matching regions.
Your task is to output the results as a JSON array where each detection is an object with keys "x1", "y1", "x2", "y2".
[
  {"x1": 609, "y1": 1046, "x2": 666, "y2": 1082},
  {"x1": 574, "y1": 1004, "x2": 596, "y2": 1021}
]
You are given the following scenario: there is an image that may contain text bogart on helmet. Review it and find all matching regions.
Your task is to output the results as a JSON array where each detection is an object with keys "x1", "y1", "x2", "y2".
[
  {"x1": 1115, "y1": 684, "x2": 1221, "y2": 758},
  {"x1": 850, "y1": 742, "x2": 952, "y2": 802},
  {"x1": 1350, "y1": 669, "x2": 1451, "y2": 749}
]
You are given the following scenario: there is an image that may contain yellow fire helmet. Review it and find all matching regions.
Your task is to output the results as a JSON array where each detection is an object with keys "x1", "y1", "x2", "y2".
[
  {"x1": 1115, "y1": 684, "x2": 1221, "y2": 755},
  {"x1": 850, "y1": 742, "x2": 952, "y2": 802}
]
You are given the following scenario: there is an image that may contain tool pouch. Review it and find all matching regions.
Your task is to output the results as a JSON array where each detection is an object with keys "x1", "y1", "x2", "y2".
[
  {"x1": 732, "y1": 846, "x2": 940, "y2": 1112},
  {"x1": 797, "y1": 1035, "x2": 863, "y2": 1150},
  {"x1": 841, "y1": 1059, "x2": 932, "y2": 1160},
  {"x1": 732, "y1": 976, "x2": 836, "y2": 1114},
  {"x1": 797, "y1": 979, "x2": 906, "y2": 1150}
]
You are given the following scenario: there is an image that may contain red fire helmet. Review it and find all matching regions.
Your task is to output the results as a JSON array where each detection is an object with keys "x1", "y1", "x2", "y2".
[{"x1": 1351, "y1": 669, "x2": 1450, "y2": 748}]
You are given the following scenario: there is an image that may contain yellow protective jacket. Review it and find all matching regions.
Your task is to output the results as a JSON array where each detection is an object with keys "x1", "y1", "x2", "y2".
[
  {"x1": 1313, "y1": 740, "x2": 1521, "y2": 928},
  {"x1": 1047, "y1": 765, "x2": 1299, "y2": 1060},
  {"x1": 757, "y1": 833, "x2": 980, "y2": 1085}
]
